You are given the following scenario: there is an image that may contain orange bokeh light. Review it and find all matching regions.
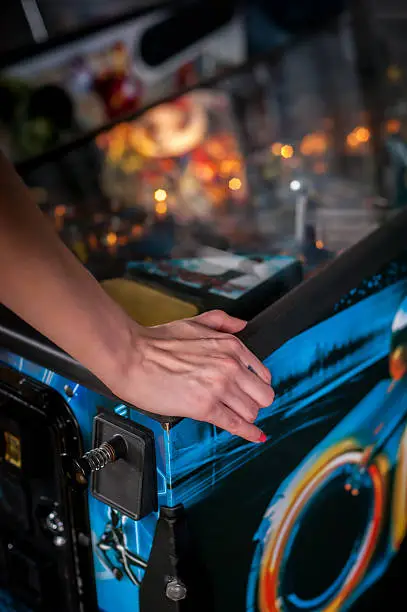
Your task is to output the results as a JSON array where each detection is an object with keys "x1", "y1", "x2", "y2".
[
  {"x1": 220, "y1": 159, "x2": 240, "y2": 176},
  {"x1": 347, "y1": 132, "x2": 360, "y2": 149},
  {"x1": 355, "y1": 126, "x2": 371, "y2": 143},
  {"x1": 106, "y1": 232, "x2": 117, "y2": 246},
  {"x1": 54, "y1": 205, "x2": 67, "y2": 217},
  {"x1": 131, "y1": 224, "x2": 143, "y2": 238},
  {"x1": 228, "y1": 177, "x2": 242, "y2": 191},
  {"x1": 155, "y1": 201, "x2": 168, "y2": 215},
  {"x1": 271, "y1": 142, "x2": 283, "y2": 156},
  {"x1": 300, "y1": 132, "x2": 328, "y2": 156},
  {"x1": 88, "y1": 234, "x2": 98, "y2": 250},
  {"x1": 386, "y1": 119, "x2": 401, "y2": 135},
  {"x1": 196, "y1": 164, "x2": 215, "y2": 182},
  {"x1": 281, "y1": 144, "x2": 294, "y2": 159}
]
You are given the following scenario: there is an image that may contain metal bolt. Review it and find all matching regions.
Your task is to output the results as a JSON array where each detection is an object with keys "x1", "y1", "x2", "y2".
[
  {"x1": 64, "y1": 385, "x2": 74, "y2": 398},
  {"x1": 113, "y1": 568, "x2": 124, "y2": 581},
  {"x1": 53, "y1": 536, "x2": 66, "y2": 547},
  {"x1": 166, "y1": 579, "x2": 187, "y2": 602}
]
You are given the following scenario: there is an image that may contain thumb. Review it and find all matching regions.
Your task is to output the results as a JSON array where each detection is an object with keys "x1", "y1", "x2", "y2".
[{"x1": 194, "y1": 310, "x2": 247, "y2": 333}]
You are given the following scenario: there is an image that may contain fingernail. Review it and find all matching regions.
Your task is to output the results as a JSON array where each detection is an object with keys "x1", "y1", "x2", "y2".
[{"x1": 258, "y1": 432, "x2": 267, "y2": 443}]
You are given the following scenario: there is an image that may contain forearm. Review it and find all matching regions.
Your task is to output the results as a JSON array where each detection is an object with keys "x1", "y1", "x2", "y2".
[{"x1": 0, "y1": 153, "x2": 137, "y2": 385}]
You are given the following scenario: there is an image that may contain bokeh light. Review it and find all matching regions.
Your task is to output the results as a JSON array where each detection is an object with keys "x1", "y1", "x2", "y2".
[
  {"x1": 386, "y1": 119, "x2": 401, "y2": 135},
  {"x1": 131, "y1": 224, "x2": 144, "y2": 238},
  {"x1": 354, "y1": 126, "x2": 370, "y2": 143},
  {"x1": 290, "y1": 180, "x2": 301, "y2": 192},
  {"x1": 54, "y1": 205, "x2": 67, "y2": 217},
  {"x1": 106, "y1": 232, "x2": 118, "y2": 246},
  {"x1": 154, "y1": 188, "x2": 167, "y2": 203},
  {"x1": 300, "y1": 132, "x2": 328, "y2": 156},
  {"x1": 281, "y1": 145, "x2": 294, "y2": 159},
  {"x1": 347, "y1": 132, "x2": 360, "y2": 149},
  {"x1": 228, "y1": 177, "x2": 242, "y2": 191},
  {"x1": 271, "y1": 142, "x2": 283, "y2": 156},
  {"x1": 155, "y1": 201, "x2": 168, "y2": 215}
]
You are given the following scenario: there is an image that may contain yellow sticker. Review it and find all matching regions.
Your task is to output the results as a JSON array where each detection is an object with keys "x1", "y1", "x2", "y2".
[{"x1": 4, "y1": 432, "x2": 22, "y2": 469}]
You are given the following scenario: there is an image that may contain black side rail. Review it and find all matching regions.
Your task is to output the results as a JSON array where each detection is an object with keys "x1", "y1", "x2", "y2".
[
  {"x1": 239, "y1": 207, "x2": 407, "y2": 359},
  {"x1": 1, "y1": 207, "x2": 407, "y2": 423},
  {"x1": 0, "y1": 306, "x2": 179, "y2": 424}
]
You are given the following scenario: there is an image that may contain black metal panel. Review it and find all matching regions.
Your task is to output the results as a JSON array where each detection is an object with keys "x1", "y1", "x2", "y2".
[
  {"x1": 139, "y1": 505, "x2": 212, "y2": 611},
  {"x1": 0, "y1": 364, "x2": 96, "y2": 611}
]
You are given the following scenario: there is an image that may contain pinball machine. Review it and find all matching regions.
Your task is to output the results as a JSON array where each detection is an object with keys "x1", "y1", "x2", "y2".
[{"x1": 1, "y1": 2, "x2": 407, "y2": 612}]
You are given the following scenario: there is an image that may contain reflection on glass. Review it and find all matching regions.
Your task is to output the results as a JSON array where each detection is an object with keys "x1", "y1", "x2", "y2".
[{"x1": 22, "y1": 10, "x2": 405, "y2": 286}]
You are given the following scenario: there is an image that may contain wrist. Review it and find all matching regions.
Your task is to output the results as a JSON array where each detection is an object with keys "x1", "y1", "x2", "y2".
[{"x1": 95, "y1": 314, "x2": 143, "y2": 394}]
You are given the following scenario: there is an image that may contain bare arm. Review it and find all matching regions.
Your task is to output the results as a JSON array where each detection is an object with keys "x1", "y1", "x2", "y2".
[{"x1": 0, "y1": 153, "x2": 274, "y2": 441}]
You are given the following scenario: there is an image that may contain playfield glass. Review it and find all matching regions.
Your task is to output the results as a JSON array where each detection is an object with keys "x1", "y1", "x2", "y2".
[{"x1": 19, "y1": 8, "x2": 404, "y2": 284}]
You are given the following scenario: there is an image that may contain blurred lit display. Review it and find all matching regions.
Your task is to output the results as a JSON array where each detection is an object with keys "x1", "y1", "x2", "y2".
[
  {"x1": 22, "y1": 23, "x2": 407, "y2": 282},
  {"x1": 96, "y1": 90, "x2": 248, "y2": 223}
]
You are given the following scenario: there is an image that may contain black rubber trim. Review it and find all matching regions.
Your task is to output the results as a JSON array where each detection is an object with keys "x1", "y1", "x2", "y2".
[
  {"x1": 0, "y1": 306, "x2": 179, "y2": 425},
  {"x1": 238, "y1": 207, "x2": 407, "y2": 359}
]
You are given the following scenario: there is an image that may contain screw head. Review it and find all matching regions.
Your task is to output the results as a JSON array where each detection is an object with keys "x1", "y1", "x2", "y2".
[
  {"x1": 166, "y1": 579, "x2": 187, "y2": 602},
  {"x1": 113, "y1": 568, "x2": 124, "y2": 581},
  {"x1": 53, "y1": 535, "x2": 66, "y2": 547},
  {"x1": 64, "y1": 384, "x2": 74, "y2": 398}
]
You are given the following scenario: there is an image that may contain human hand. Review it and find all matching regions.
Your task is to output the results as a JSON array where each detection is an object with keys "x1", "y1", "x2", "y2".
[{"x1": 108, "y1": 310, "x2": 275, "y2": 442}]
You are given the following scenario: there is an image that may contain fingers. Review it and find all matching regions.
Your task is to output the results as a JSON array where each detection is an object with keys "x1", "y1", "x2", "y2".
[
  {"x1": 214, "y1": 335, "x2": 271, "y2": 384},
  {"x1": 235, "y1": 363, "x2": 275, "y2": 408},
  {"x1": 207, "y1": 402, "x2": 266, "y2": 443},
  {"x1": 201, "y1": 356, "x2": 274, "y2": 442},
  {"x1": 193, "y1": 310, "x2": 247, "y2": 333},
  {"x1": 213, "y1": 355, "x2": 274, "y2": 410},
  {"x1": 223, "y1": 385, "x2": 261, "y2": 423}
]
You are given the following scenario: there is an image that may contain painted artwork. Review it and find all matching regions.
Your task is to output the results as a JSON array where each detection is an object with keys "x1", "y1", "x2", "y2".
[
  {"x1": 168, "y1": 254, "x2": 407, "y2": 611},
  {"x1": 249, "y1": 302, "x2": 407, "y2": 611}
]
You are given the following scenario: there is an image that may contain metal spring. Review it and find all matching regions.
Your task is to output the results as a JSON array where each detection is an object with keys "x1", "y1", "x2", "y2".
[{"x1": 84, "y1": 442, "x2": 116, "y2": 472}]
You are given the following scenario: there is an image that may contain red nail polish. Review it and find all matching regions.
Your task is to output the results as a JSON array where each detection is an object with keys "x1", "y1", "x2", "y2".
[{"x1": 259, "y1": 432, "x2": 267, "y2": 443}]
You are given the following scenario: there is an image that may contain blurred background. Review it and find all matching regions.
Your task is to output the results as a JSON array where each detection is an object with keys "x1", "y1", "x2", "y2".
[{"x1": 0, "y1": 0, "x2": 406, "y2": 288}]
